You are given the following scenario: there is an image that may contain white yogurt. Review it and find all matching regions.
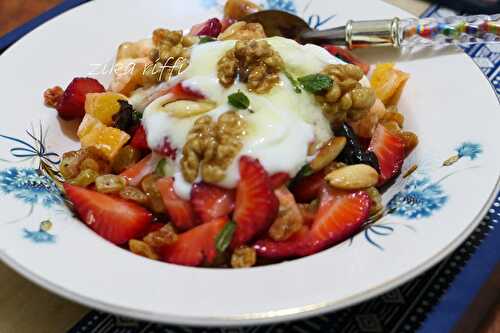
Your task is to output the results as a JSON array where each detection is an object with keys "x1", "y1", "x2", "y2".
[{"x1": 142, "y1": 37, "x2": 360, "y2": 199}]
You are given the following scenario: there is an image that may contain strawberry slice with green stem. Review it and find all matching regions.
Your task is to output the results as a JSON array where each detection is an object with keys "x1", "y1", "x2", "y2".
[
  {"x1": 64, "y1": 183, "x2": 152, "y2": 245},
  {"x1": 191, "y1": 183, "x2": 235, "y2": 223},
  {"x1": 162, "y1": 217, "x2": 228, "y2": 267},
  {"x1": 254, "y1": 185, "x2": 371, "y2": 259},
  {"x1": 368, "y1": 123, "x2": 405, "y2": 185},
  {"x1": 231, "y1": 156, "x2": 279, "y2": 248}
]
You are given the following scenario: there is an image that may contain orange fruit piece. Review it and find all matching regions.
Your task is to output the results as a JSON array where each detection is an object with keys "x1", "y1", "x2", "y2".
[
  {"x1": 77, "y1": 113, "x2": 105, "y2": 139},
  {"x1": 85, "y1": 92, "x2": 128, "y2": 125},
  {"x1": 370, "y1": 63, "x2": 410, "y2": 106},
  {"x1": 80, "y1": 126, "x2": 130, "y2": 160}
]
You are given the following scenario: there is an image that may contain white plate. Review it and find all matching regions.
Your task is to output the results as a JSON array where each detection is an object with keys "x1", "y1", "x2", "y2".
[{"x1": 0, "y1": 0, "x2": 499, "y2": 327}]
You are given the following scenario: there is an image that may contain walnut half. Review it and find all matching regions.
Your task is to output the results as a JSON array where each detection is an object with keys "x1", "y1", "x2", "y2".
[
  {"x1": 218, "y1": 22, "x2": 266, "y2": 41},
  {"x1": 217, "y1": 39, "x2": 284, "y2": 94},
  {"x1": 316, "y1": 64, "x2": 376, "y2": 128},
  {"x1": 181, "y1": 111, "x2": 246, "y2": 183}
]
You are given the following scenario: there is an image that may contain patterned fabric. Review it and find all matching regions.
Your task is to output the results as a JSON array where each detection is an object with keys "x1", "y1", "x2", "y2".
[{"x1": 64, "y1": 5, "x2": 498, "y2": 333}]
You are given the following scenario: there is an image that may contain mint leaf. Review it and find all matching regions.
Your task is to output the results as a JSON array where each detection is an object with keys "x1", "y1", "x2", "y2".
[
  {"x1": 215, "y1": 220, "x2": 236, "y2": 253},
  {"x1": 298, "y1": 74, "x2": 333, "y2": 94},
  {"x1": 155, "y1": 159, "x2": 167, "y2": 177},
  {"x1": 228, "y1": 91, "x2": 250, "y2": 109},
  {"x1": 284, "y1": 70, "x2": 302, "y2": 94},
  {"x1": 199, "y1": 36, "x2": 216, "y2": 44}
]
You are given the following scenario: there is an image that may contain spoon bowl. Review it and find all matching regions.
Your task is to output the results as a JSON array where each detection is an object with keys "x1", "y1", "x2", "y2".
[{"x1": 242, "y1": 10, "x2": 314, "y2": 41}]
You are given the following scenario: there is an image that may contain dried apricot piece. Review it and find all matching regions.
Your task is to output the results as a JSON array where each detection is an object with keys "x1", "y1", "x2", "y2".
[
  {"x1": 370, "y1": 63, "x2": 409, "y2": 106},
  {"x1": 80, "y1": 126, "x2": 130, "y2": 160},
  {"x1": 85, "y1": 92, "x2": 128, "y2": 125}
]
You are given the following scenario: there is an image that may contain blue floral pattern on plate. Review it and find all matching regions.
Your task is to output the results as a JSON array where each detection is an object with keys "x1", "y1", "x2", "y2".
[
  {"x1": 387, "y1": 177, "x2": 448, "y2": 219},
  {"x1": 354, "y1": 141, "x2": 483, "y2": 250},
  {"x1": 23, "y1": 220, "x2": 56, "y2": 243},
  {"x1": 265, "y1": 0, "x2": 296, "y2": 13},
  {"x1": 0, "y1": 167, "x2": 63, "y2": 208},
  {"x1": 456, "y1": 142, "x2": 482, "y2": 160},
  {"x1": 0, "y1": 124, "x2": 64, "y2": 242}
]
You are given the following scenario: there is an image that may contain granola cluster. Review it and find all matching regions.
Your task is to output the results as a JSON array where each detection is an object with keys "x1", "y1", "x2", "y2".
[
  {"x1": 230, "y1": 246, "x2": 257, "y2": 268},
  {"x1": 316, "y1": 64, "x2": 376, "y2": 128},
  {"x1": 217, "y1": 39, "x2": 284, "y2": 94},
  {"x1": 181, "y1": 111, "x2": 246, "y2": 183}
]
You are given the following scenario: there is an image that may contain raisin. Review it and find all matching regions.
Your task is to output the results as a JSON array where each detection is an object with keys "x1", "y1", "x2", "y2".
[
  {"x1": 337, "y1": 123, "x2": 379, "y2": 171},
  {"x1": 112, "y1": 100, "x2": 142, "y2": 133}
]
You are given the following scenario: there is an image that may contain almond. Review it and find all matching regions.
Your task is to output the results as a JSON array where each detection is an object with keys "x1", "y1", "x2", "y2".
[
  {"x1": 325, "y1": 164, "x2": 379, "y2": 190},
  {"x1": 310, "y1": 136, "x2": 347, "y2": 171}
]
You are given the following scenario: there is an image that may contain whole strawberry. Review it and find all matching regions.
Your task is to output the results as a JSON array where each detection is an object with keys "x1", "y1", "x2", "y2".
[{"x1": 57, "y1": 77, "x2": 105, "y2": 120}]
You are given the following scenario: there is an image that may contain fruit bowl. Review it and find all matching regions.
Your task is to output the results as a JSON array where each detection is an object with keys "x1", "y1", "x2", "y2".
[{"x1": 0, "y1": 0, "x2": 499, "y2": 326}]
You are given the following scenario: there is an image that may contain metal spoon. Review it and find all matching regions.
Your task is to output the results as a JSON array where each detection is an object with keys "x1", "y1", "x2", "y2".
[{"x1": 242, "y1": 10, "x2": 500, "y2": 49}]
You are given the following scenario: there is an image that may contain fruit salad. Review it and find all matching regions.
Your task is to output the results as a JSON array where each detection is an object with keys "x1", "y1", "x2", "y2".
[{"x1": 44, "y1": 0, "x2": 417, "y2": 268}]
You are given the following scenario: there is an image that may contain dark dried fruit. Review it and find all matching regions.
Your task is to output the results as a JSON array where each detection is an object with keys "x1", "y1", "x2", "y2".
[
  {"x1": 337, "y1": 123, "x2": 379, "y2": 171},
  {"x1": 112, "y1": 100, "x2": 142, "y2": 133}
]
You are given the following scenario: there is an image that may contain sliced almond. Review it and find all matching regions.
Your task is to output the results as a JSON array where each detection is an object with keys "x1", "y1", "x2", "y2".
[
  {"x1": 162, "y1": 100, "x2": 216, "y2": 118},
  {"x1": 310, "y1": 136, "x2": 347, "y2": 171},
  {"x1": 325, "y1": 164, "x2": 379, "y2": 190}
]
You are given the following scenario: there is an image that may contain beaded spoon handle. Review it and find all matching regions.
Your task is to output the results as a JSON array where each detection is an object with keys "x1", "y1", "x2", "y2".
[
  {"x1": 244, "y1": 11, "x2": 500, "y2": 49},
  {"x1": 302, "y1": 14, "x2": 500, "y2": 49}
]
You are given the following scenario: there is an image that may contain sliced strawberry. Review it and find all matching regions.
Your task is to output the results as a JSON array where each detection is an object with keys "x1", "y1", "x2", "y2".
[
  {"x1": 154, "y1": 137, "x2": 177, "y2": 160},
  {"x1": 289, "y1": 169, "x2": 326, "y2": 203},
  {"x1": 156, "y1": 177, "x2": 198, "y2": 231},
  {"x1": 253, "y1": 226, "x2": 309, "y2": 260},
  {"x1": 368, "y1": 124, "x2": 405, "y2": 185},
  {"x1": 323, "y1": 45, "x2": 370, "y2": 75},
  {"x1": 57, "y1": 77, "x2": 105, "y2": 120},
  {"x1": 270, "y1": 172, "x2": 291, "y2": 190},
  {"x1": 129, "y1": 125, "x2": 149, "y2": 151},
  {"x1": 297, "y1": 187, "x2": 370, "y2": 256},
  {"x1": 169, "y1": 83, "x2": 204, "y2": 100},
  {"x1": 162, "y1": 217, "x2": 228, "y2": 266},
  {"x1": 254, "y1": 186, "x2": 370, "y2": 259},
  {"x1": 64, "y1": 183, "x2": 152, "y2": 245},
  {"x1": 191, "y1": 183, "x2": 235, "y2": 223},
  {"x1": 137, "y1": 221, "x2": 165, "y2": 239},
  {"x1": 120, "y1": 154, "x2": 159, "y2": 186},
  {"x1": 190, "y1": 18, "x2": 222, "y2": 37},
  {"x1": 232, "y1": 156, "x2": 279, "y2": 248},
  {"x1": 298, "y1": 203, "x2": 318, "y2": 227}
]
